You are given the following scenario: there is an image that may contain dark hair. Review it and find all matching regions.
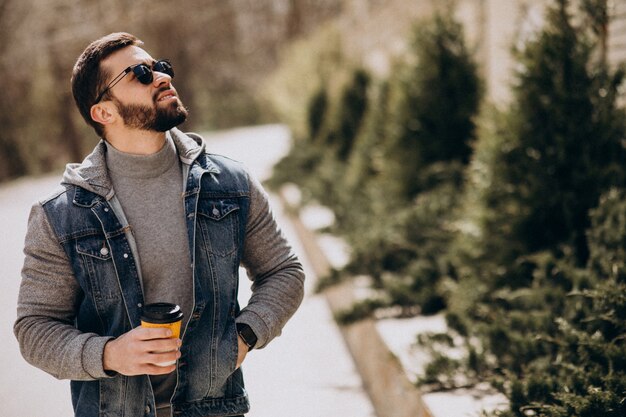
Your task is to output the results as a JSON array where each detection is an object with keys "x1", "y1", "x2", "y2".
[{"x1": 71, "y1": 32, "x2": 143, "y2": 137}]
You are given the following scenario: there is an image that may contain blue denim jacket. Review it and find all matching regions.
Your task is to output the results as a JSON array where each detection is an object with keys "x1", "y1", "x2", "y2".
[{"x1": 42, "y1": 136, "x2": 253, "y2": 416}]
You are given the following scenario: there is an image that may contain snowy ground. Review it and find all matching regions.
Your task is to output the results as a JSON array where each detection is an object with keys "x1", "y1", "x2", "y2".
[
  {"x1": 300, "y1": 203, "x2": 510, "y2": 417},
  {"x1": 0, "y1": 125, "x2": 375, "y2": 417}
]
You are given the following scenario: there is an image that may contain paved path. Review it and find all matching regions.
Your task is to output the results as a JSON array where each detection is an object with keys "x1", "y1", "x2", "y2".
[{"x1": 0, "y1": 125, "x2": 376, "y2": 417}]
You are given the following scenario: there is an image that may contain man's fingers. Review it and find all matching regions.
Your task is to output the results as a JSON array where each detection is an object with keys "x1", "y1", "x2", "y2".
[
  {"x1": 126, "y1": 362, "x2": 177, "y2": 376},
  {"x1": 148, "y1": 350, "x2": 181, "y2": 365},
  {"x1": 143, "y1": 337, "x2": 180, "y2": 352},
  {"x1": 133, "y1": 326, "x2": 173, "y2": 340},
  {"x1": 128, "y1": 350, "x2": 180, "y2": 375},
  {"x1": 143, "y1": 363, "x2": 177, "y2": 375},
  {"x1": 103, "y1": 327, "x2": 182, "y2": 376}
]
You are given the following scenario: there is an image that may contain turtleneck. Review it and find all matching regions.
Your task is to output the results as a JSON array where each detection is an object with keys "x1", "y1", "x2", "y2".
[
  {"x1": 104, "y1": 134, "x2": 193, "y2": 416},
  {"x1": 105, "y1": 136, "x2": 178, "y2": 179}
]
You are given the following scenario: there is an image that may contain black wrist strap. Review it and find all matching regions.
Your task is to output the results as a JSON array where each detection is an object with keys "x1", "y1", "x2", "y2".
[{"x1": 236, "y1": 323, "x2": 257, "y2": 350}]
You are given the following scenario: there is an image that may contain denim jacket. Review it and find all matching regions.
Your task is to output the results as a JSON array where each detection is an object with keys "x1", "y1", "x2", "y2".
[{"x1": 15, "y1": 129, "x2": 305, "y2": 417}]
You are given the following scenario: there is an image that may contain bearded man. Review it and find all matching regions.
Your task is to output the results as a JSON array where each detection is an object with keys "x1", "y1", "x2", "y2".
[{"x1": 14, "y1": 32, "x2": 305, "y2": 417}]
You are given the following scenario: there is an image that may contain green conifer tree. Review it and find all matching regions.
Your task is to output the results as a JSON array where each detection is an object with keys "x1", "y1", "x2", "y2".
[
  {"x1": 308, "y1": 86, "x2": 329, "y2": 142},
  {"x1": 331, "y1": 12, "x2": 482, "y2": 317},
  {"x1": 497, "y1": 189, "x2": 626, "y2": 417},
  {"x1": 434, "y1": 1, "x2": 626, "y2": 415},
  {"x1": 471, "y1": 0, "x2": 626, "y2": 268},
  {"x1": 382, "y1": 13, "x2": 481, "y2": 200}
]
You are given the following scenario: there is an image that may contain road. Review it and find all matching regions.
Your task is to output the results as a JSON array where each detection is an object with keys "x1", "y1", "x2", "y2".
[{"x1": 0, "y1": 125, "x2": 376, "y2": 417}]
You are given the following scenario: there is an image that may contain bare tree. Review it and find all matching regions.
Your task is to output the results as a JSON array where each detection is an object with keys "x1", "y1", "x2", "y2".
[{"x1": 0, "y1": 0, "x2": 343, "y2": 181}]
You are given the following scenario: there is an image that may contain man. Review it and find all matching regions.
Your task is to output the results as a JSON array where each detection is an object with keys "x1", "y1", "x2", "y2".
[{"x1": 14, "y1": 32, "x2": 305, "y2": 417}]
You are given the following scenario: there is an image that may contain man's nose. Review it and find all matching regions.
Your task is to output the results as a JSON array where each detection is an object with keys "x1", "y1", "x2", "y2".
[{"x1": 153, "y1": 71, "x2": 172, "y2": 87}]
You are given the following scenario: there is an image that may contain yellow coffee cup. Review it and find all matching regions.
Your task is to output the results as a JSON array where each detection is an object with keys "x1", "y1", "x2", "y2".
[{"x1": 140, "y1": 303, "x2": 184, "y2": 366}]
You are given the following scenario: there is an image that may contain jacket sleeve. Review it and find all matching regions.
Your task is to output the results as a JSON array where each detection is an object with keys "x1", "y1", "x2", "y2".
[
  {"x1": 237, "y1": 171, "x2": 305, "y2": 348},
  {"x1": 13, "y1": 202, "x2": 114, "y2": 380}
]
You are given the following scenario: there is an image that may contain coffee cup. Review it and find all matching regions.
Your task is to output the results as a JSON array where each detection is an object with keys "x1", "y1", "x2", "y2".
[{"x1": 140, "y1": 303, "x2": 184, "y2": 366}]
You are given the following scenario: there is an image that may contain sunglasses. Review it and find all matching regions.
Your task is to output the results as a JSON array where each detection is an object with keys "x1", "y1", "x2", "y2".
[{"x1": 94, "y1": 59, "x2": 174, "y2": 104}]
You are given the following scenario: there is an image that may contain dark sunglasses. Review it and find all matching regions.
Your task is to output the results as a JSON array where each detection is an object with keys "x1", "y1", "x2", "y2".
[{"x1": 94, "y1": 59, "x2": 174, "y2": 104}]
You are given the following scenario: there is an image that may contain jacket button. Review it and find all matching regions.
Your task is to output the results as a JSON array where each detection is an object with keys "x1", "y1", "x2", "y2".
[
  {"x1": 123, "y1": 253, "x2": 129, "y2": 259},
  {"x1": 145, "y1": 405, "x2": 151, "y2": 414},
  {"x1": 104, "y1": 207, "x2": 109, "y2": 212},
  {"x1": 100, "y1": 247, "x2": 109, "y2": 256}
]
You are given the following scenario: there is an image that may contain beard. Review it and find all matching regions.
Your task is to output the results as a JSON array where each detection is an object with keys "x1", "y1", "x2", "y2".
[{"x1": 113, "y1": 93, "x2": 188, "y2": 132}]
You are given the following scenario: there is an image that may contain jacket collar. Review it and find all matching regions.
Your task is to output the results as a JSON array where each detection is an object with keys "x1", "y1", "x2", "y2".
[{"x1": 63, "y1": 128, "x2": 218, "y2": 205}]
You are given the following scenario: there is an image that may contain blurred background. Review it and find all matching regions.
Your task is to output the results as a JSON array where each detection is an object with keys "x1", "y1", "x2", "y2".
[
  {"x1": 2, "y1": 0, "x2": 626, "y2": 416},
  {"x1": 5, "y1": 0, "x2": 624, "y2": 182}
]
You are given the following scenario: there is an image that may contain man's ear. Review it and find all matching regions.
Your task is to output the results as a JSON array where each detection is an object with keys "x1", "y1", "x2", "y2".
[{"x1": 90, "y1": 102, "x2": 116, "y2": 126}]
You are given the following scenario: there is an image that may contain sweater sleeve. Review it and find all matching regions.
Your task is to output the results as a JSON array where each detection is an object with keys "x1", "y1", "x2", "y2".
[
  {"x1": 13, "y1": 202, "x2": 114, "y2": 380},
  {"x1": 237, "y1": 171, "x2": 305, "y2": 348}
]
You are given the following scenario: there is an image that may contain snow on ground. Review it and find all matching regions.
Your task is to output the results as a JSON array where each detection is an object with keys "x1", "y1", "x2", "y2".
[
  {"x1": 299, "y1": 204, "x2": 351, "y2": 270},
  {"x1": 376, "y1": 314, "x2": 448, "y2": 381},
  {"x1": 376, "y1": 316, "x2": 509, "y2": 417},
  {"x1": 306, "y1": 200, "x2": 511, "y2": 417},
  {"x1": 424, "y1": 388, "x2": 509, "y2": 417}
]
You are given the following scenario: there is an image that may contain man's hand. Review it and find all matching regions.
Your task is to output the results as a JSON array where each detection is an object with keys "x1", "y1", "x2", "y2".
[
  {"x1": 103, "y1": 327, "x2": 181, "y2": 376},
  {"x1": 236, "y1": 335, "x2": 249, "y2": 370}
]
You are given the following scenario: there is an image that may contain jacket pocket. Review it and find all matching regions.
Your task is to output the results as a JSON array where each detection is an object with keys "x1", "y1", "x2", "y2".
[
  {"x1": 76, "y1": 234, "x2": 111, "y2": 260},
  {"x1": 75, "y1": 234, "x2": 121, "y2": 301},
  {"x1": 197, "y1": 198, "x2": 240, "y2": 257}
]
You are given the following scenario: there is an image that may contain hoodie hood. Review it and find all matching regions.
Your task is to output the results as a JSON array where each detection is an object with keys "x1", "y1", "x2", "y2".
[{"x1": 61, "y1": 127, "x2": 207, "y2": 199}]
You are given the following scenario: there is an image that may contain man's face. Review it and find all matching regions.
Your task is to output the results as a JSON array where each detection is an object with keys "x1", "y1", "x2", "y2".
[{"x1": 99, "y1": 46, "x2": 188, "y2": 132}]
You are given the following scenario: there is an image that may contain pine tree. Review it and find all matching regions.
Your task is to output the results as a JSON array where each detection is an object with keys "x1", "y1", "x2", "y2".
[
  {"x1": 333, "y1": 12, "x2": 481, "y2": 316},
  {"x1": 334, "y1": 69, "x2": 370, "y2": 161},
  {"x1": 470, "y1": 0, "x2": 626, "y2": 269},
  {"x1": 381, "y1": 13, "x2": 481, "y2": 200},
  {"x1": 434, "y1": 1, "x2": 626, "y2": 415},
  {"x1": 502, "y1": 189, "x2": 626, "y2": 417},
  {"x1": 307, "y1": 86, "x2": 328, "y2": 141}
]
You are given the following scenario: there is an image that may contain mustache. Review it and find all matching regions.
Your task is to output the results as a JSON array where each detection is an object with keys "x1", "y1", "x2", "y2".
[{"x1": 153, "y1": 87, "x2": 176, "y2": 102}]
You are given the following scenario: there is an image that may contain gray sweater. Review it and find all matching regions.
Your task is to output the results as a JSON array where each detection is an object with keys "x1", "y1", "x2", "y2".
[
  {"x1": 105, "y1": 136, "x2": 193, "y2": 413},
  {"x1": 105, "y1": 136, "x2": 193, "y2": 324},
  {"x1": 14, "y1": 129, "x2": 305, "y2": 404}
]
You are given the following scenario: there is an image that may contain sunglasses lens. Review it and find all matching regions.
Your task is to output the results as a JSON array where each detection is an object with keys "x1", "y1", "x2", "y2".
[
  {"x1": 154, "y1": 60, "x2": 174, "y2": 78},
  {"x1": 133, "y1": 64, "x2": 153, "y2": 84}
]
